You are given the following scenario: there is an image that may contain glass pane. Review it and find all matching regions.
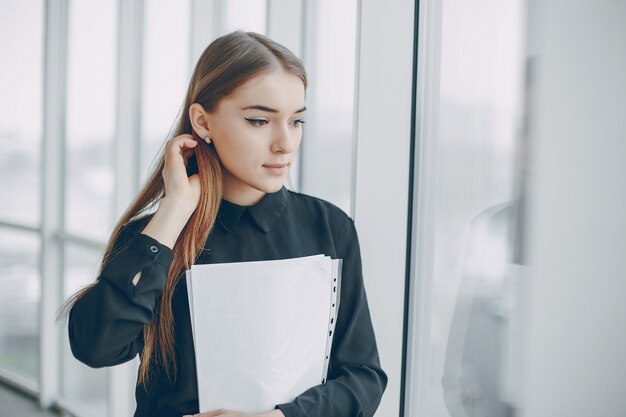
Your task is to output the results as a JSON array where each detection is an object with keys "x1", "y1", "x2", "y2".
[
  {"x1": 222, "y1": 0, "x2": 267, "y2": 34},
  {"x1": 0, "y1": 228, "x2": 40, "y2": 381},
  {"x1": 418, "y1": 1, "x2": 527, "y2": 416},
  {"x1": 300, "y1": 0, "x2": 358, "y2": 214},
  {"x1": 0, "y1": 1, "x2": 44, "y2": 225},
  {"x1": 62, "y1": 242, "x2": 109, "y2": 416},
  {"x1": 140, "y1": 0, "x2": 191, "y2": 182},
  {"x1": 65, "y1": 0, "x2": 118, "y2": 241}
]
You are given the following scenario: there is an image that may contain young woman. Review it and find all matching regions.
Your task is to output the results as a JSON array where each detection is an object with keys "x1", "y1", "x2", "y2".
[{"x1": 65, "y1": 31, "x2": 387, "y2": 417}]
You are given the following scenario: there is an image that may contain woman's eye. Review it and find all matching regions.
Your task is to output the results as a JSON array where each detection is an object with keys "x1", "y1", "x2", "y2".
[
  {"x1": 292, "y1": 119, "x2": 306, "y2": 127},
  {"x1": 245, "y1": 118, "x2": 268, "y2": 127}
]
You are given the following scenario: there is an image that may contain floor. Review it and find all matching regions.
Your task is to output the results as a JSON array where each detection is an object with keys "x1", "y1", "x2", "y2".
[{"x1": 0, "y1": 382, "x2": 61, "y2": 417}]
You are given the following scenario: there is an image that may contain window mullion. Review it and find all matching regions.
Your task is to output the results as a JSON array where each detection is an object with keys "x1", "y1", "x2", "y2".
[
  {"x1": 189, "y1": 0, "x2": 221, "y2": 71},
  {"x1": 266, "y1": 0, "x2": 305, "y2": 192},
  {"x1": 109, "y1": 0, "x2": 145, "y2": 416},
  {"x1": 40, "y1": 0, "x2": 69, "y2": 409}
]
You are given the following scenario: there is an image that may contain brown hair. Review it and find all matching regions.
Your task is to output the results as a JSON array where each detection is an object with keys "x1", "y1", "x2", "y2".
[{"x1": 60, "y1": 31, "x2": 307, "y2": 386}]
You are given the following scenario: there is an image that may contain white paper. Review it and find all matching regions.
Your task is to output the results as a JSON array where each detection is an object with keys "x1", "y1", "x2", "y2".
[{"x1": 185, "y1": 255, "x2": 341, "y2": 414}]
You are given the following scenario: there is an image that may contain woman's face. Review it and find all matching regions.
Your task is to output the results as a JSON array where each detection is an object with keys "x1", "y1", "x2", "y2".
[{"x1": 191, "y1": 69, "x2": 306, "y2": 206}]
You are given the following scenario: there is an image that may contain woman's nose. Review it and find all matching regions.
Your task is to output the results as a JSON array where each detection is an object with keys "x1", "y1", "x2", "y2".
[{"x1": 271, "y1": 125, "x2": 295, "y2": 154}]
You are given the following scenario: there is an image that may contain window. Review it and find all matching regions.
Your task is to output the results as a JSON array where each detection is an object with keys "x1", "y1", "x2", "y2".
[
  {"x1": 0, "y1": 230, "x2": 40, "y2": 382},
  {"x1": 64, "y1": 0, "x2": 118, "y2": 241},
  {"x1": 0, "y1": 0, "x2": 44, "y2": 389},
  {"x1": 408, "y1": 1, "x2": 527, "y2": 415},
  {"x1": 140, "y1": 0, "x2": 191, "y2": 181}
]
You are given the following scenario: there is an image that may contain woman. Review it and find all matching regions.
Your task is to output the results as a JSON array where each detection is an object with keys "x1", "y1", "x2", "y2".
[{"x1": 65, "y1": 31, "x2": 387, "y2": 417}]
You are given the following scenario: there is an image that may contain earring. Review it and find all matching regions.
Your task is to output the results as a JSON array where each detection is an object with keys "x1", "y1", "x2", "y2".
[{"x1": 204, "y1": 135, "x2": 212, "y2": 145}]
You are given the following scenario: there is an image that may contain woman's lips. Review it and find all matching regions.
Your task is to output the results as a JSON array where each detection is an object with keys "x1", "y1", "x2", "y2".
[{"x1": 263, "y1": 163, "x2": 288, "y2": 175}]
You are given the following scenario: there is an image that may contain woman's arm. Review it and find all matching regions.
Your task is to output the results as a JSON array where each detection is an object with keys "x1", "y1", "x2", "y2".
[
  {"x1": 274, "y1": 217, "x2": 388, "y2": 417},
  {"x1": 67, "y1": 218, "x2": 168, "y2": 367},
  {"x1": 141, "y1": 197, "x2": 197, "y2": 249},
  {"x1": 68, "y1": 198, "x2": 192, "y2": 368},
  {"x1": 68, "y1": 135, "x2": 199, "y2": 368}
]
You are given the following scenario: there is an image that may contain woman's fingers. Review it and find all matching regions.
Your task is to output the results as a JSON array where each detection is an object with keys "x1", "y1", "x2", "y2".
[
  {"x1": 182, "y1": 409, "x2": 249, "y2": 417},
  {"x1": 181, "y1": 146, "x2": 196, "y2": 168},
  {"x1": 164, "y1": 135, "x2": 196, "y2": 180},
  {"x1": 182, "y1": 410, "x2": 221, "y2": 416},
  {"x1": 162, "y1": 134, "x2": 202, "y2": 208},
  {"x1": 166, "y1": 135, "x2": 197, "y2": 167},
  {"x1": 164, "y1": 135, "x2": 189, "y2": 170}
]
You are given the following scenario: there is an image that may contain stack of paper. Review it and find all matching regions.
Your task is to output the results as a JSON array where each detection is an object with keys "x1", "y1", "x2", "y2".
[{"x1": 185, "y1": 254, "x2": 342, "y2": 414}]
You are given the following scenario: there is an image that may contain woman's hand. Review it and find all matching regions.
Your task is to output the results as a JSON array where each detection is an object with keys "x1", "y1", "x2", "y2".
[
  {"x1": 162, "y1": 134, "x2": 202, "y2": 213},
  {"x1": 140, "y1": 134, "x2": 202, "y2": 248},
  {"x1": 182, "y1": 410, "x2": 251, "y2": 417},
  {"x1": 183, "y1": 409, "x2": 285, "y2": 417}
]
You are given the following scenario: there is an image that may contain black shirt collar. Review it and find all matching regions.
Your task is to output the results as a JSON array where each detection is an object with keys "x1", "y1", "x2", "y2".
[{"x1": 216, "y1": 186, "x2": 289, "y2": 234}]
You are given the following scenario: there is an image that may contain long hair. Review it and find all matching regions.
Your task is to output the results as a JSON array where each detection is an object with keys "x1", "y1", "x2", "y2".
[{"x1": 60, "y1": 31, "x2": 307, "y2": 386}]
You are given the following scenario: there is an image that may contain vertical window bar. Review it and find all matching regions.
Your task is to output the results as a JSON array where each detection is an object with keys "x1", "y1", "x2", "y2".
[
  {"x1": 352, "y1": 0, "x2": 416, "y2": 415},
  {"x1": 404, "y1": 0, "x2": 442, "y2": 414},
  {"x1": 41, "y1": 0, "x2": 70, "y2": 408},
  {"x1": 298, "y1": 0, "x2": 318, "y2": 197},
  {"x1": 266, "y1": 0, "x2": 304, "y2": 192},
  {"x1": 109, "y1": 0, "x2": 145, "y2": 415},
  {"x1": 114, "y1": 0, "x2": 143, "y2": 218},
  {"x1": 402, "y1": 0, "x2": 428, "y2": 414},
  {"x1": 349, "y1": 0, "x2": 363, "y2": 220},
  {"x1": 190, "y1": 0, "x2": 221, "y2": 73}
]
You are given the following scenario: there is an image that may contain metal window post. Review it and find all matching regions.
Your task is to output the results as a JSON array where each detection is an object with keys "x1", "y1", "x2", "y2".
[
  {"x1": 40, "y1": 0, "x2": 69, "y2": 409},
  {"x1": 266, "y1": 0, "x2": 305, "y2": 193},
  {"x1": 109, "y1": 0, "x2": 145, "y2": 415}
]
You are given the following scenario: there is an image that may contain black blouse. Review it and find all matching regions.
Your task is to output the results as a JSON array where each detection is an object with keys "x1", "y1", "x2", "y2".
[{"x1": 68, "y1": 185, "x2": 387, "y2": 417}]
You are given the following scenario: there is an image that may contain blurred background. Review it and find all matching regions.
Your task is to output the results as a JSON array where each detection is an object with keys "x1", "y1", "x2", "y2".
[{"x1": 0, "y1": 0, "x2": 624, "y2": 417}]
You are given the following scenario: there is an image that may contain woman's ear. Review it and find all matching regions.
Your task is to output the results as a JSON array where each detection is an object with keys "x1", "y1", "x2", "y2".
[{"x1": 189, "y1": 103, "x2": 211, "y2": 140}]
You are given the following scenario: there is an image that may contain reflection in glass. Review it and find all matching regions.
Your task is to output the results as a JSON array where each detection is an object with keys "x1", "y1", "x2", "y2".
[
  {"x1": 65, "y1": 0, "x2": 117, "y2": 241},
  {"x1": 0, "y1": 229, "x2": 40, "y2": 381},
  {"x1": 0, "y1": 1, "x2": 43, "y2": 225},
  {"x1": 62, "y1": 242, "x2": 109, "y2": 416},
  {"x1": 442, "y1": 201, "x2": 524, "y2": 417},
  {"x1": 418, "y1": 1, "x2": 527, "y2": 416}
]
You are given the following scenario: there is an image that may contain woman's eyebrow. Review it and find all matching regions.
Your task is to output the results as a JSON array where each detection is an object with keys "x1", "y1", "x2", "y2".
[{"x1": 241, "y1": 105, "x2": 307, "y2": 113}]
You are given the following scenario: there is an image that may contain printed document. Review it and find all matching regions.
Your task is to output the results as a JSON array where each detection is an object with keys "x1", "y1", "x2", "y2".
[{"x1": 185, "y1": 254, "x2": 342, "y2": 413}]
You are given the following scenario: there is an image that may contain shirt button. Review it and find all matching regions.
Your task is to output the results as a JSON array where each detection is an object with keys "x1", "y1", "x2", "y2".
[{"x1": 150, "y1": 245, "x2": 159, "y2": 253}]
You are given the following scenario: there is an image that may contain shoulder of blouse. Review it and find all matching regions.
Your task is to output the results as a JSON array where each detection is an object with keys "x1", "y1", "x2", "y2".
[
  {"x1": 285, "y1": 188, "x2": 352, "y2": 221},
  {"x1": 285, "y1": 188, "x2": 356, "y2": 244}
]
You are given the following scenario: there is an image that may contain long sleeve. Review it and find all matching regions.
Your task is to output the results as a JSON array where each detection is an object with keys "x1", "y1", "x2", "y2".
[
  {"x1": 68, "y1": 217, "x2": 174, "y2": 368},
  {"x1": 275, "y1": 217, "x2": 388, "y2": 417}
]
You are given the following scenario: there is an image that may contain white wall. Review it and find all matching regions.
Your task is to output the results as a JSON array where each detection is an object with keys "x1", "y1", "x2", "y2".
[
  {"x1": 522, "y1": 1, "x2": 626, "y2": 416},
  {"x1": 353, "y1": 1, "x2": 415, "y2": 415}
]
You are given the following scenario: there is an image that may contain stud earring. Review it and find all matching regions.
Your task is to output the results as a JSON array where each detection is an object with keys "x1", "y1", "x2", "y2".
[{"x1": 204, "y1": 135, "x2": 212, "y2": 145}]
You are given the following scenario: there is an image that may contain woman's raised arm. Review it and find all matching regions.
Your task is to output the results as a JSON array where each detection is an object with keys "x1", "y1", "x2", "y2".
[
  {"x1": 68, "y1": 134, "x2": 202, "y2": 367},
  {"x1": 68, "y1": 218, "x2": 173, "y2": 368}
]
